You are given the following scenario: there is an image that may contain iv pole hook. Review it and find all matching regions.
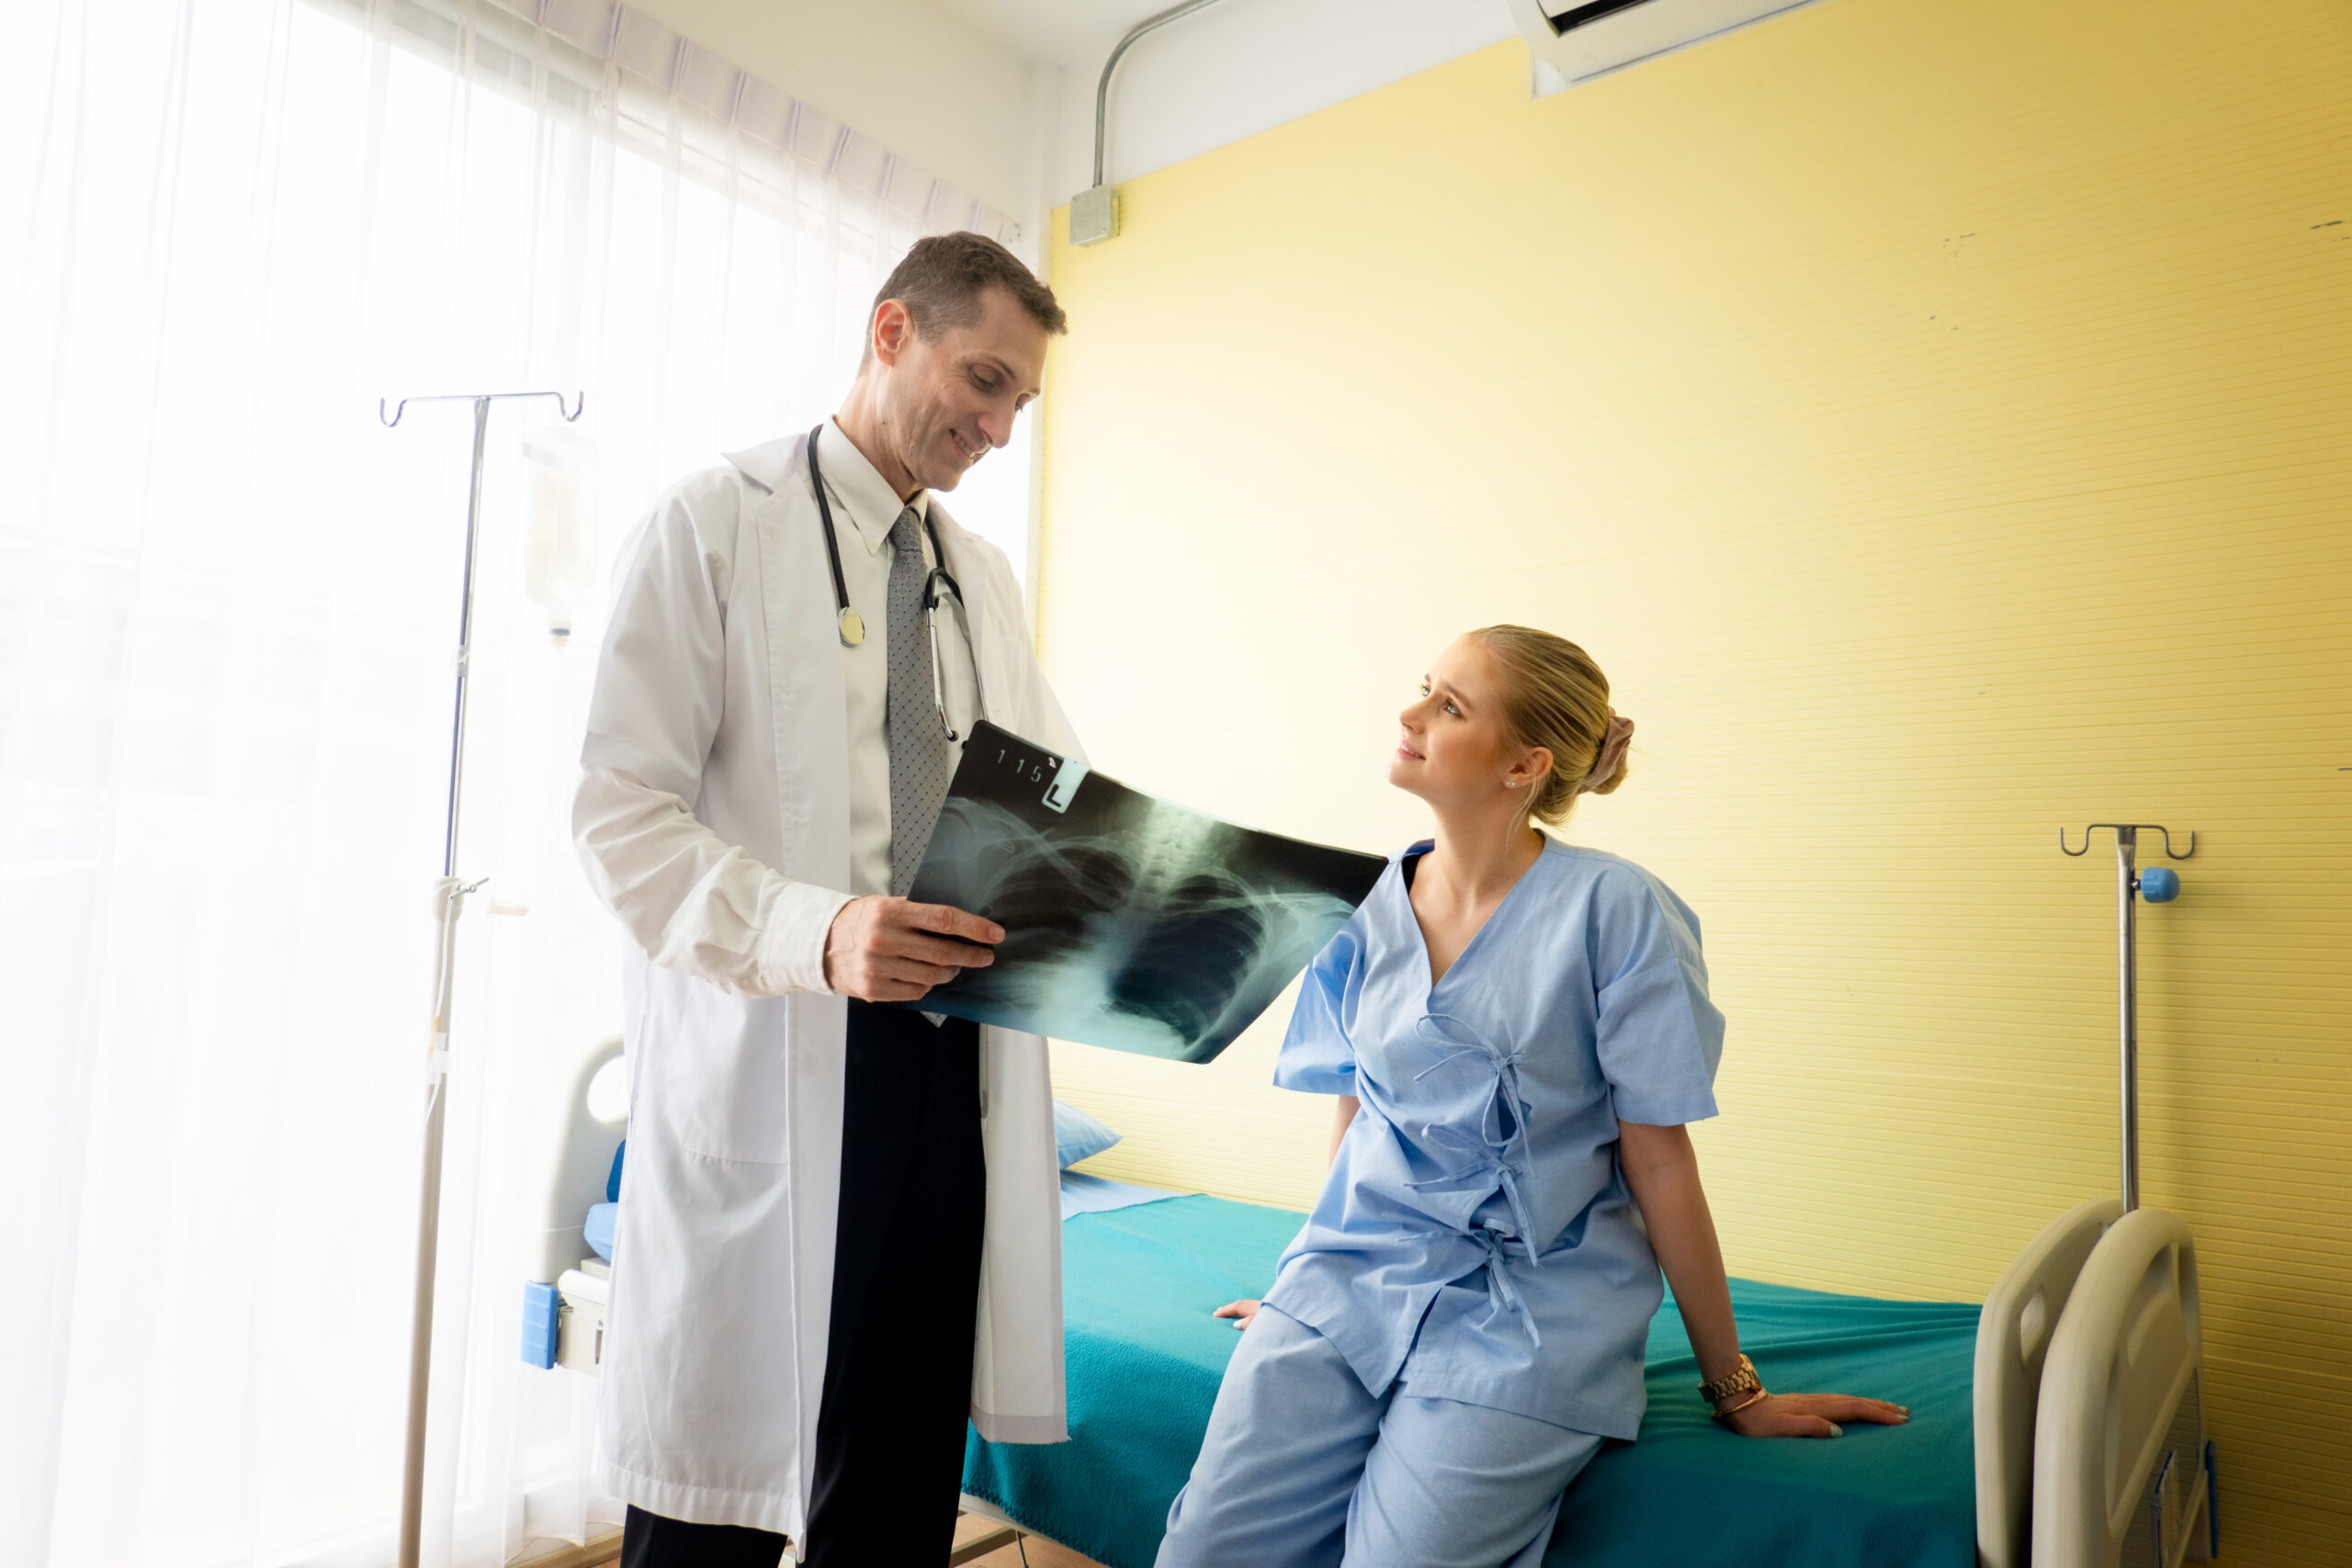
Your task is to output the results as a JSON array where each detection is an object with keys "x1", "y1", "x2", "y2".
[
  {"x1": 2059, "y1": 823, "x2": 2197, "y2": 859},
  {"x1": 380, "y1": 389, "x2": 585, "y2": 428}
]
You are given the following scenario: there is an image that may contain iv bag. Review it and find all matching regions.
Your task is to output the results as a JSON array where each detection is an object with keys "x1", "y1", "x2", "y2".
[{"x1": 523, "y1": 423, "x2": 597, "y2": 646}]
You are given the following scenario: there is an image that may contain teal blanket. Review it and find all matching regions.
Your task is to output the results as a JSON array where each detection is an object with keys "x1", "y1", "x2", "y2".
[{"x1": 963, "y1": 1195, "x2": 1979, "y2": 1568}]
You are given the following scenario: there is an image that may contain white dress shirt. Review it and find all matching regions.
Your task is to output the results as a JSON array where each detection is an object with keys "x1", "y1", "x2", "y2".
[
  {"x1": 572, "y1": 418, "x2": 980, "y2": 997},
  {"x1": 813, "y1": 417, "x2": 978, "y2": 904}
]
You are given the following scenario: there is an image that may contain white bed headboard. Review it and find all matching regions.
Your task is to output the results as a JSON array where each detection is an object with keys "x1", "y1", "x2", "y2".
[
  {"x1": 1974, "y1": 1198, "x2": 2122, "y2": 1568},
  {"x1": 527, "y1": 1035, "x2": 627, "y2": 1286},
  {"x1": 2033, "y1": 1207, "x2": 2210, "y2": 1568}
]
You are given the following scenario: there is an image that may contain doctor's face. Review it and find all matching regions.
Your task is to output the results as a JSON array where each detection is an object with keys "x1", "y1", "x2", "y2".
[
  {"x1": 1390, "y1": 637, "x2": 1550, "y2": 812},
  {"x1": 870, "y1": 284, "x2": 1047, "y2": 493}
]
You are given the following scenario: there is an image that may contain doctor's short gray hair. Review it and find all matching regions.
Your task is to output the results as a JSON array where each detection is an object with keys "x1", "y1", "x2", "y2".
[
  {"x1": 1470, "y1": 625, "x2": 1624, "y2": 827},
  {"x1": 870, "y1": 231, "x2": 1068, "y2": 349}
]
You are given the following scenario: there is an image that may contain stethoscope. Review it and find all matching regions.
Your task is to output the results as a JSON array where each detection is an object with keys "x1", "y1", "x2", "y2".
[{"x1": 807, "y1": 423, "x2": 983, "y2": 743}]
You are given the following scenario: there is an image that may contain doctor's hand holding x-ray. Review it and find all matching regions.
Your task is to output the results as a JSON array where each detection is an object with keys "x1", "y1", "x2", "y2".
[
  {"x1": 572, "y1": 233, "x2": 1085, "y2": 1568},
  {"x1": 820, "y1": 890, "x2": 1002, "y2": 1000}
]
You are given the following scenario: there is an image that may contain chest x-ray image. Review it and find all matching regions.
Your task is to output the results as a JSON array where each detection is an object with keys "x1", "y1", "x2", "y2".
[{"x1": 903, "y1": 723, "x2": 1386, "y2": 1064}]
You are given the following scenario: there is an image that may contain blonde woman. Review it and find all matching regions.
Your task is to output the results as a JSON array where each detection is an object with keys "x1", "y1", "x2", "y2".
[{"x1": 1154, "y1": 627, "x2": 1905, "y2": 1568}]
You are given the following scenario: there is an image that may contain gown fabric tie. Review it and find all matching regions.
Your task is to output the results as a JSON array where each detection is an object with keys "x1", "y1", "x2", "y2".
[{"x1": 1406, "y1": 1012, "x2": 1544, "y2": 1347}]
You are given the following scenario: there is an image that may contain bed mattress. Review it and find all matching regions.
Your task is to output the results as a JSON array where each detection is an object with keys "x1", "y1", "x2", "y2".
[{"x1": 962, "y1": 1193, "x2": 1978, "y2": 1568}]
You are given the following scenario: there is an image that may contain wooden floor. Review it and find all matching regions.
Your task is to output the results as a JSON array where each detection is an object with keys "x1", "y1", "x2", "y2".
[
  {"x1": 952, "y1": 1512, "x2": 1111, "y2": 1568},
  {"x1": 573, "y1": 1516, "x2": 1111, "y2": 1568}
]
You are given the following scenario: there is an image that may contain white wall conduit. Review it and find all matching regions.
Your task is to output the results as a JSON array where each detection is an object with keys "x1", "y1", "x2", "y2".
[{"x1": 1069, "y1": 0, "x2": 1235, "y2": 246}]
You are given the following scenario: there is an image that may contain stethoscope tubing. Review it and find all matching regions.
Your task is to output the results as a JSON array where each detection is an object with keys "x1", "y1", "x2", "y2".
[{"x1": 805, "y1": 423, "x2": 983, "y2": 740}]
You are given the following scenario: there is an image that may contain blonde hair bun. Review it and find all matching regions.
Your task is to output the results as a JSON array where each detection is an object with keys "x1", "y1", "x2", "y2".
[{"x1": 1469, "y1": 625, "x2": 1624, "y2": 826}]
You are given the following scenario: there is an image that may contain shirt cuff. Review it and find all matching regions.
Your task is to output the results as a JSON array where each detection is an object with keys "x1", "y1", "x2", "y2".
[{"x1": 755, "y1": 880, "x2": 855, "y2": 996}]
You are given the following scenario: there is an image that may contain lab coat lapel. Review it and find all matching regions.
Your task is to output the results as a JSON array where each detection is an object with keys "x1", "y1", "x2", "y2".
[
  {"x1": 928, "y1": 506, "x2": 1072, "y2": 1443},
  {"x1": 744, "y1": 432, "x2": 860, "y2": 1524},
  {"x1": 752, "y1": 434, "x2": 854, "y2": 887}
]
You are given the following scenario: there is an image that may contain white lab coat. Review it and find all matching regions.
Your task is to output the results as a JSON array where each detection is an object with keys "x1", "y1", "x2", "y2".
[{"x1": 572, "y1": 432, "x2": 1077, "y2": 1547}]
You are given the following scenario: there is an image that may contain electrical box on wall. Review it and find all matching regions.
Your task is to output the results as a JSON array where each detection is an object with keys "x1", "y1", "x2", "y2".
[
  {"x1": 1509, "y1": 0, "x2": 1820, "y2": 86},
  {"x1": 1071, "y1": 185, "x2": 1117, "y2": 247}
]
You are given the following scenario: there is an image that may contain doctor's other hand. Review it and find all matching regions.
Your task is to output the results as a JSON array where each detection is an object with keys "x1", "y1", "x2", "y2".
[
  {"x1": 1212, "y1": 1300, "x2": 1261, "y2": 1331},
  {"x1": 1718, "y1": 1391, "x2": 1909, "y2": 1439},
  {"x1": 823, "y1": 897, "x2": 1004, "y2": 1002}
]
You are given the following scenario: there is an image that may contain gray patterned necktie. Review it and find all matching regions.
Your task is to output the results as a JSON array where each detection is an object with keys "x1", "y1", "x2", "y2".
[{"x1": 887, "y1": 506, "x2": 951, "y2": 897}]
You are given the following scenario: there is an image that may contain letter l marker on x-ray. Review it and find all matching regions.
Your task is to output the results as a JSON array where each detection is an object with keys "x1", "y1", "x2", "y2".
[{"x1": 1041, "y1": 757, "x2": 1090, "y2": 813}]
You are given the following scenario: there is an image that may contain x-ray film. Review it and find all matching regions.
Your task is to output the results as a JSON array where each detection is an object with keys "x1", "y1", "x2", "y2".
[{"x1": 901, "y1": 722, "x2": 1387, "y2": 1064}]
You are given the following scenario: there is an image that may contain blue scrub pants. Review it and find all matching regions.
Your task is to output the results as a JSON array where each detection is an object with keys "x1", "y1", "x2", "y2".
[{"x1": 1156, "y1": 1305, "x2": 1603, "y2": 1568}]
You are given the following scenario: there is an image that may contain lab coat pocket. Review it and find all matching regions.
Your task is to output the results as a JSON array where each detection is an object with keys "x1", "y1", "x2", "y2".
[{"x1": 641, "y1": 974, "x2": 797, "y2": 1165}]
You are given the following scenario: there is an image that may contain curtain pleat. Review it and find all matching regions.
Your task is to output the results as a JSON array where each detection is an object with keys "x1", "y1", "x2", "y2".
[{"x1": 0, "y1": 2, "x2": 1035, "y2": 1564}]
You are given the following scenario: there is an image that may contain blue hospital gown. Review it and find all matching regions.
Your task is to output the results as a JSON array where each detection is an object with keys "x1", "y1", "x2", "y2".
[{"x1": 1261, "y1": 838, "x2": 1726, "y2": 1439}]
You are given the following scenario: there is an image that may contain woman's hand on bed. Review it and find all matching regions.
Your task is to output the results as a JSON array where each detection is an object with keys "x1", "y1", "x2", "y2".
[
  {"x1": 1212, "y1": 1300, "x2": 1261, "y2": 1331},
  {"x1": 1718, "y1": 1392, "x2": 1909, "y2": 1438}
]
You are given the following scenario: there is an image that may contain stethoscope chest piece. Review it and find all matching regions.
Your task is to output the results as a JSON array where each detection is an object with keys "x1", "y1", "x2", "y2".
[{"x1": 806, "y1": 423, "x2": 982, "y2": 730}]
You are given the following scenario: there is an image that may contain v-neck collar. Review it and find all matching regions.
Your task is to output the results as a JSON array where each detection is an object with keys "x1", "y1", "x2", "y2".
[{"x1": 1400, "y1": 837, "x2": 1553, "y2": 997}]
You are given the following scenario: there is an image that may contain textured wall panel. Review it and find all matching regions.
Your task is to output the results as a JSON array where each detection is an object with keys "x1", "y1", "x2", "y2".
[{"x1": 1034, "y1": 2, "x2": 2351, "y2": 1560}]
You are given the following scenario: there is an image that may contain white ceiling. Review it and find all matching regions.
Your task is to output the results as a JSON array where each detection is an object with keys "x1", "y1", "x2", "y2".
[
  {"x1": 939, "y1": 0, "x2": 1513, "y2": 76},
  {"x1": 930, "y1": 0, "x2": 1185, "y2": 67},
  {"x1": 930, "y1": 0, "x2": 1520, "y2": 199}
]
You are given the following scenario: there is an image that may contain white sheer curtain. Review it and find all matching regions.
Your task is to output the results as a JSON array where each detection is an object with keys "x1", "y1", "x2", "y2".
[{"x1": 1, "y1": 2, "x2": 1033, "y2": 1564}]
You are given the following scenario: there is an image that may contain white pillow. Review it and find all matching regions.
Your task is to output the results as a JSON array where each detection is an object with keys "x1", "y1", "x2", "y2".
[{"x1": 1053, "y1": 1099, "x2": 1122, "y2": 1169}]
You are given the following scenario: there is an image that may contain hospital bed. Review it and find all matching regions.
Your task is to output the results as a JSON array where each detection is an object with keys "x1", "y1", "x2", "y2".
[
  {"x1": 960, "y1": 1183, "x2": 2215, "y2": 1568},
  {"x1": 522, "y1": 1050, "x2": 2216, "y2": 1568}
]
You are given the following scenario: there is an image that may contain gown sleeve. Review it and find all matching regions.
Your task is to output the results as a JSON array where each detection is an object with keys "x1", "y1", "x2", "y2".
[
  {"x1": 1589, "y1": 866, "x2": 1726, "y2": 1126},
  {"x1": 1272, "y1": 911, "x2": 1371, "y2": 1096}
]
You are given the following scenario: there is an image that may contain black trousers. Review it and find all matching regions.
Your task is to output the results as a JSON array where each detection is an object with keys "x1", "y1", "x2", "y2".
[{"x1": 620, "y1": 1002, "x2": 988, "y2": 1568}]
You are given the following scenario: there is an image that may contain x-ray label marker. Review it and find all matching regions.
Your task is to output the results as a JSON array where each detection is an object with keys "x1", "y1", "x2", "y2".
[{"x1": 1042, "y1": 757, "x2": 1090, "y2": 814}]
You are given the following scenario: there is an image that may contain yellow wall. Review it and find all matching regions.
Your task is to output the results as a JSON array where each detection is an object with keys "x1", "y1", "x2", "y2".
[{"x1": 1032, "y1": 0, "x2": 2351, "y2": 1560}]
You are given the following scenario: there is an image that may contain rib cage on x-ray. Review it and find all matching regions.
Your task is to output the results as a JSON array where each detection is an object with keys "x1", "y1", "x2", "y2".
[{"x1": 904, "y1": 725, "x2": 1386, "y2": 1064}]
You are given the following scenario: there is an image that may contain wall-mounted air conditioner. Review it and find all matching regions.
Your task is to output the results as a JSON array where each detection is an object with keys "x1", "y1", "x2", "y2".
[{"x1": 1507, "y1": 0, "x2": 1821, "y2": 86}]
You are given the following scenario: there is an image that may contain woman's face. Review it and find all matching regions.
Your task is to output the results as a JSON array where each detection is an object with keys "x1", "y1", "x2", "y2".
[{"x1": 1390, "y1": 637, "x2": 1551, "y2": 812}]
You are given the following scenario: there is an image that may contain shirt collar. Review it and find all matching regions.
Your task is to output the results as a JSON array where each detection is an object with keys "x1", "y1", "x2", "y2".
[{"x1": 821, "y1": 417, "x2": 927, "y2": 556}]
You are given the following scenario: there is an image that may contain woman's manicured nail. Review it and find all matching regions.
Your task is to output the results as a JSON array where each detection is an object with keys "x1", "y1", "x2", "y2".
[{"x1": 1827, "y1": 1424, "x2": 1844, "y2": 1438}]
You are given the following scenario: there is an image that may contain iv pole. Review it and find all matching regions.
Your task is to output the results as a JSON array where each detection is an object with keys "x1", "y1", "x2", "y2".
[
  {"x1": 2058, "y1": 822, "x2": 2195, "y2": 1213},
  {"x1": 380, "y1": 389, "x2": 584, "y2": 1568}
]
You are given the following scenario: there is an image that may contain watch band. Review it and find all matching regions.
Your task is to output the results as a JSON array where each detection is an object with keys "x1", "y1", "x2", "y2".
[{"x1": 1698, "y1": 1353, "x2": 1761, "y2": 1406}]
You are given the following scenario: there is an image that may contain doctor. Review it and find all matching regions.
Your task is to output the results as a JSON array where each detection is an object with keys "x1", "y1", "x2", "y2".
[{"x1": 573, "y1": 231, "x2": 1080, "y2": 1566}]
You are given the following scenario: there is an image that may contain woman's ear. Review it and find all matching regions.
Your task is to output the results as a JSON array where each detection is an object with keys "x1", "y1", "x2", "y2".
[{"x1": 1507, "y1": 746, "x2": 1553, "y2": 793}]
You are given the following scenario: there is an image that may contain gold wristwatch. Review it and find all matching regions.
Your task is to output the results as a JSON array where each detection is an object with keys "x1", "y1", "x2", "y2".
[{"x1": 1699, "y1": 1353, "x2": 1763, "y2": 1413}]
